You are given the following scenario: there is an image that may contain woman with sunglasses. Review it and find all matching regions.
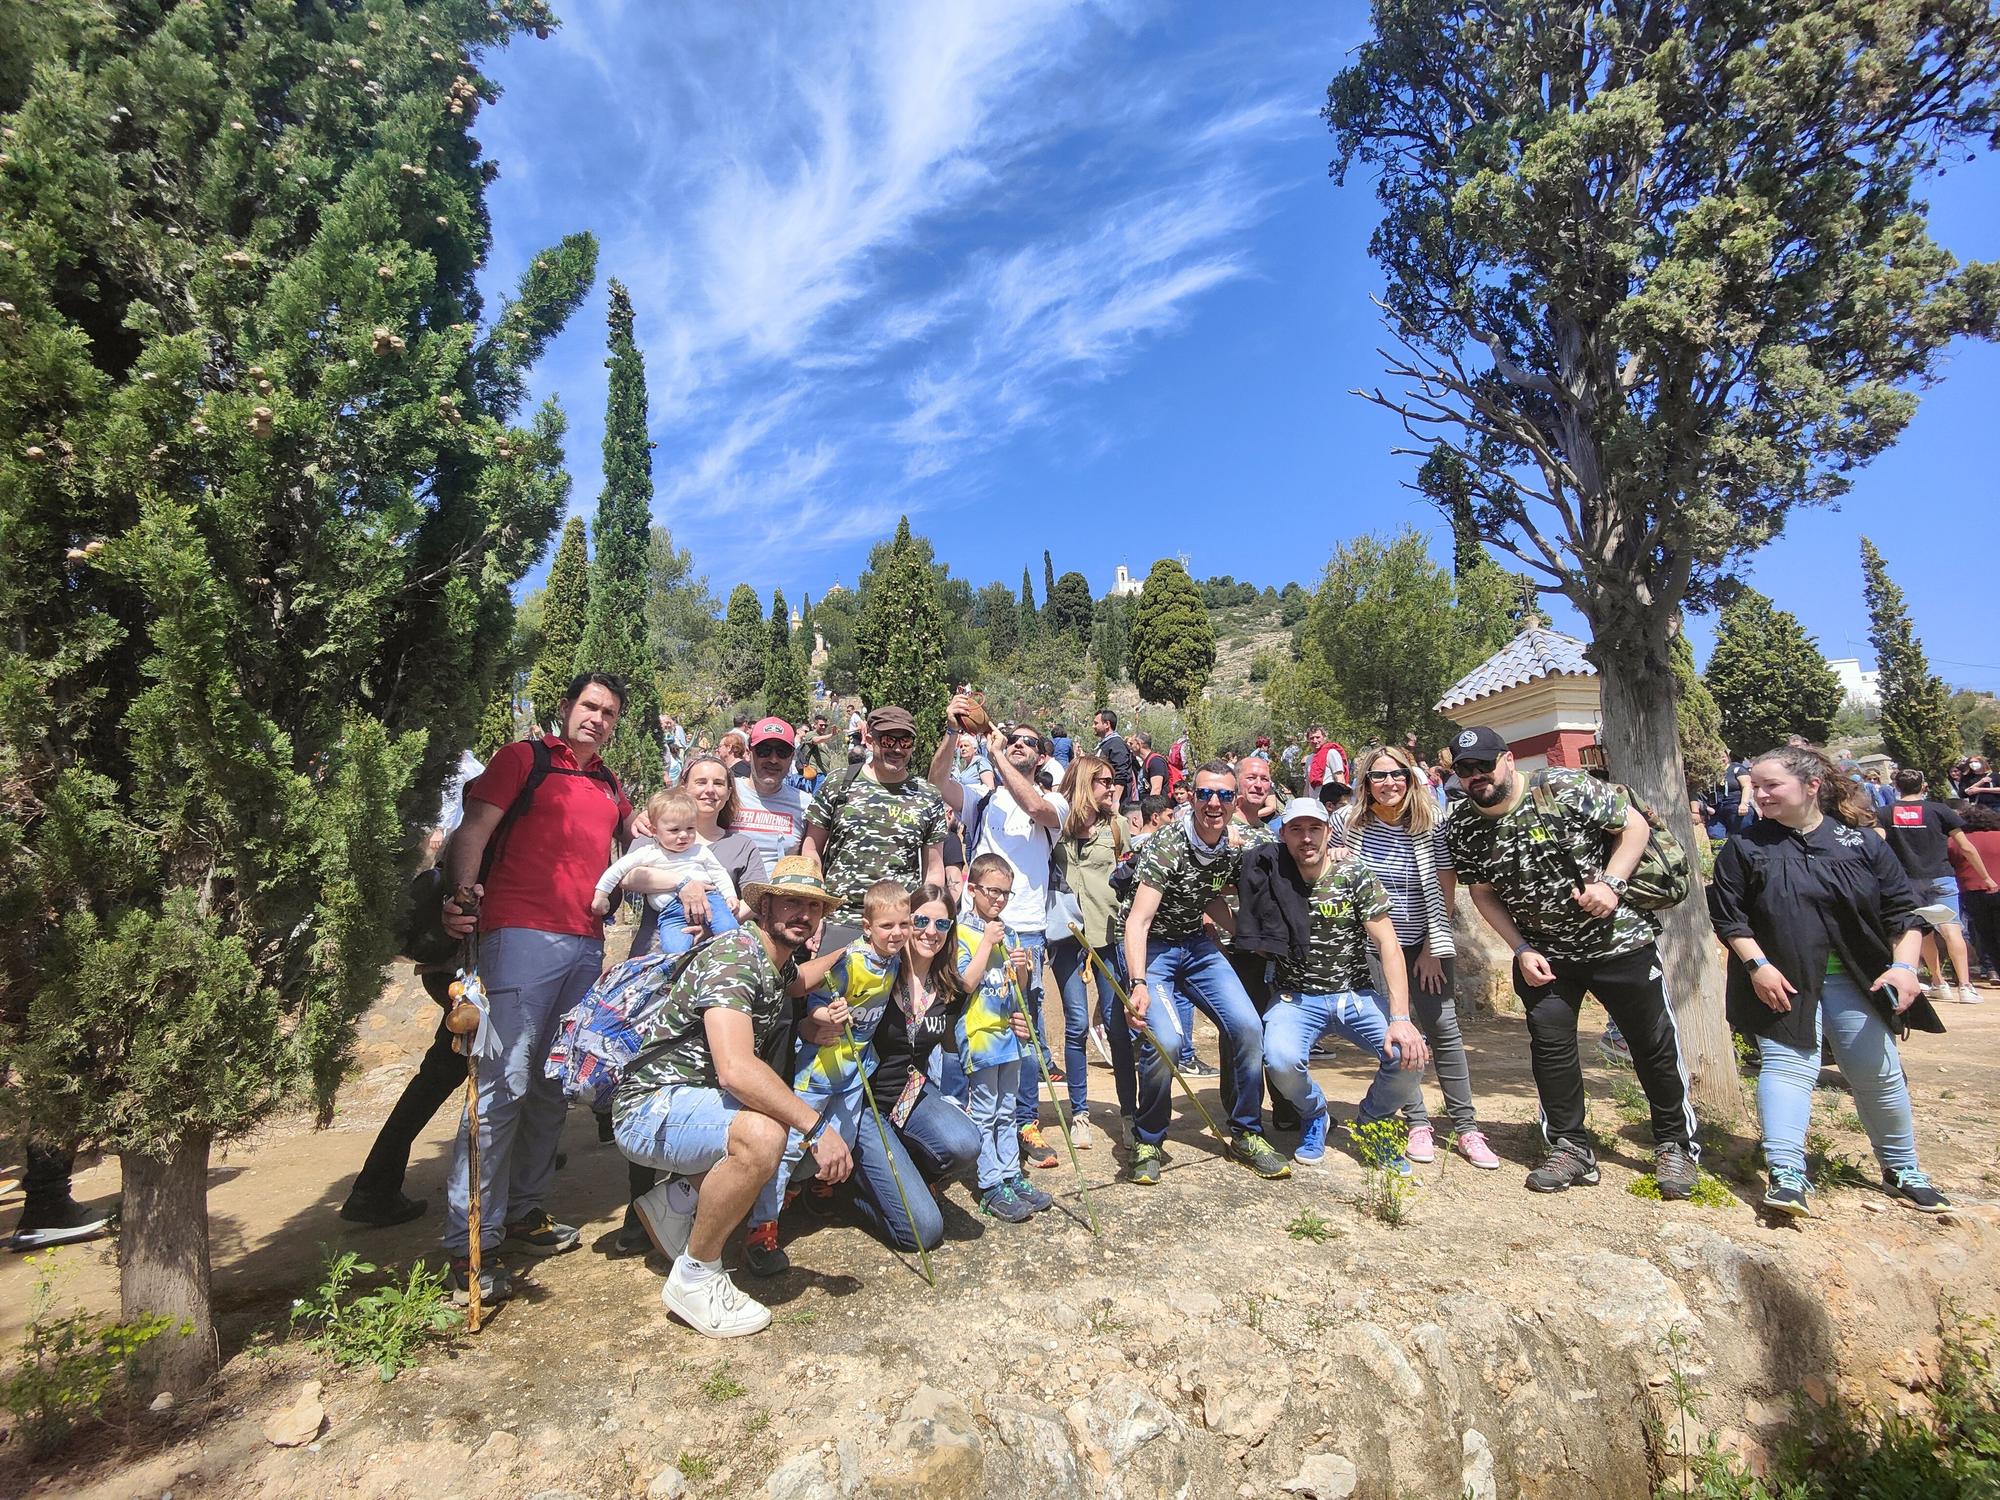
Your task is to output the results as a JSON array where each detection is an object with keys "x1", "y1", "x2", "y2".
[
  {"x1": 1332, "y1": 745, "x2": 1501, "y2": 1169},
  {"x1": 1049, "y1": 755, "x2": 1140, "y2": 1147}
]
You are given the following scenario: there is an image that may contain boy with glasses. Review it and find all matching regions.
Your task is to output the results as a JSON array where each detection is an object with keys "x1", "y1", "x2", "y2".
[{"x1": 956, "y1": 854, "x2": 1050, "y2": 1221}]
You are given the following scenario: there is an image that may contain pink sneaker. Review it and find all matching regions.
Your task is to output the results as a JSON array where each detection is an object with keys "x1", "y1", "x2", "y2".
[
  {"x1": 1457, "y1": 1129, "x2": 1501, "y2": 1170},
  {"x1": 1406, "y1": 1125, "x2": 1436, "y2": 1163}
]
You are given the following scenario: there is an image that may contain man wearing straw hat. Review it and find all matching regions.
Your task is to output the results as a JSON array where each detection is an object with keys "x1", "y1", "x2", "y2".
[{"x1": 613, "y1": 857, "x2": 854, "y2": 1338}]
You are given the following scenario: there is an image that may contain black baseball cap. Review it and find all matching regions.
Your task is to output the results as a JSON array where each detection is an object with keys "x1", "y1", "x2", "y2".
[{"x1": 1449, "y1": 726, "x2": 1510, "y2": 761}]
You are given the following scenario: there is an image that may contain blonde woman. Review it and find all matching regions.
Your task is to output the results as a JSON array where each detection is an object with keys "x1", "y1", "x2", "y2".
[
  {"x1": 1333, "y1": 744, "x2": 1500, "y2": 1169},
  {"x1": 1048, "y1": 754, "x2": 1139, "y2": 1146}
]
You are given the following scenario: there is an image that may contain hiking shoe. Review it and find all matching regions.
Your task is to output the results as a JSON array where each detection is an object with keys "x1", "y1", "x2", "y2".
[
  {"x1": 1232, "y1": 1132, "x2": 1292, "y2": 1180},
  {"x1": 1007, "y1": 1175, "x2": 1054, "y2": 1213},
  {"x1": 1958, "y1": 985, "x2": 1984, "y2": 1006},
  {"x1": 1019, "y1": 1124, "x2": 1058, "y2": 1169},
  {"x1": 1071, "y1": 1114, "x2": 1095, "y2": 1150},
  {"x1": 1293, "y1": 1111, "x2": 1329, "y2": 1164},
  {"x1": 448, "y1": 1256, "x2": 513, "y2": 1305},
  {"x1": 632, "y1": 1177, "x2": 695, "y2": 1262},
  {"x1": 1763, "y1": 1170, "x2": 1813, "y2": 1219},
  {"x1": 743, "y1": 1220, "x2": 789, "y2": 1278},
  {"x1": 338, "y1": 1188, "x2": 426, "y2": 1228},
  {"x1": 1406, "y1": 1125, "x2": 1437, "y2": 1164},
  {"x1": 9, "y1": 1197, "x2": 115, "y2": 1251},
  {"x1": 1884, "y1": 1168, "x2": 1951, "y2": 1214},
  {"x1": 1456, "y1": 1130, "x2": 1501, "y2": 1170},
  {"x1": 1129, "y1": 1143, "x2": 1163, "y2": 1185},
  {"x1": 504, "y1": 1210, "x2": 580, "y2": 1257},
  {"x1": 1596, "y1": 1026, "x2": 1633, "y2": 1067},
  {"x1": 1184, "y1": 1057, "x2": 1220, "y2": 1078},
  {"x1": 1654, "y1": 1142, "x2": 1698, "y2": 1201},
  {"x1": 662, "y1": 1263, "x2": 770, "y2": 1339},
  {"x1": 801, "y1": 1178, "x2": 841, "y2": 1218},
  {"x1": 979, "y1": 1183, "x2": 1034, "y2": 1223},
  {"x1": 1525, "y1": 1145, "x2": 1600, "y2": 1193}
]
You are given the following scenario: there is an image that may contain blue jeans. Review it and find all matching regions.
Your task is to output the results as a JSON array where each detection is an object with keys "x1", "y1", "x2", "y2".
[
  {"x1": 1050, "y1": 936, "x2": 1138, "y2": 1118},
  {"x1": 444, "y1": 928, "x2": 602, "y2": 1255},
  {"x1": 1757, "y1": 971, "x2": 1920, "y2": 1178},
  {"x1": 1007, "y1": 929, "x2": 1052, "y2": 1129},
  {"x1": 650, "y1": 889, "x2": 739, "y2": 955},
  {"x1": 967, "y1": 1060, "x2": 1022, "y2": 1190},
  {"x1": 1133, "y1": 935, "x2": 1267, "y2": 1143},
  {"x1": 1262, "y1": 990, "x2": 1420, "y2": 1126},
  {"x1": 851, "y1": 1090, "x2": 980, "y2": 1251},
  {"x1": 614, "y1": 1083, "x2": 744, "y2": 1177}
]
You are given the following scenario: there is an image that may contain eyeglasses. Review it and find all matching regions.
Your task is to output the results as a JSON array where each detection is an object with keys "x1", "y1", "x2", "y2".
[
  {"x1": 875, "y1": 734, "x2": 915, "y2": 750},
  {"x1": 1090, "y1": 775, "x2": 1116, "y2": 787},
  {"x1": 910, "y1": 915, "x2": 950, "y2": 932},
  {"x1": 751, "y1": 744, "x2": 791, "y2": 757},
  {"x1": 1193, "y1": 787, "x2": 1236, "y2": 804},
  {"x1": 1454, "y1": 758, "x2": 1497, "y2": 776},
  {"x1": 1366, "y1": 769, "x2": 1410, "y2": 782},
  {"x1": 971, "y1": 883, "x2": 1014, "y2": 900}
]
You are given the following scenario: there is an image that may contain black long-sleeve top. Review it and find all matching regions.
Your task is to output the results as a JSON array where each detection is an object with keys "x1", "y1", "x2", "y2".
[
  {"x1": 1707, "y1": 815, "x2": 1942, "y2": 1047},
  {"x1": 866, "y1": 980, "x2": 969, "y2": 1107}
]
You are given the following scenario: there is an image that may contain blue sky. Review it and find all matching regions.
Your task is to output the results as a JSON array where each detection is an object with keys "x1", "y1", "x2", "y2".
[{"x1": 476, "y1": 2, "x2": 2000, "y2": 694}]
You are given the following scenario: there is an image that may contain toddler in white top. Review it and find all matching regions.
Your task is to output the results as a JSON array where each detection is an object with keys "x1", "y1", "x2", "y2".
[{"x1": 591, "y1": 788, "x2": 749, "y2": 949}]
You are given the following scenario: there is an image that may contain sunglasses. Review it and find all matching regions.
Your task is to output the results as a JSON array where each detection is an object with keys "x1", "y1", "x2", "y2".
[
  {"x1": 751, "y1": 743, "x2": 791, "y2": 757},
  {"x1": 910, "y1": 915, "x2": 950, "y2": 932},
  {"x1": 1366, "y1": 769, "x2": 1410, "y2": 782},
  {"x1": 1193, "y1": 787, "x2": 1236, "y2": 804},
  {"x1": 1007, "y1": 736, "x2": 1040, "y2": 750},
  {"x1": 875, "y1": 734, "x2": 915, "y2": 750},
  {"x1": 1090, "y1": 775, "x2": 1116, "y2": 787},
  {"x1": 1454, "y1": 758, "x2": 1497, "y2": 776}
]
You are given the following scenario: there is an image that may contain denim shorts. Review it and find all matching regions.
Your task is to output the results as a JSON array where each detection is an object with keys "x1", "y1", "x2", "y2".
[
  {"x1": 614, "y1": 1084, "x2": 742, "y2": 1176},
  {"x1": 1919, "y1": 878, "x2": 1962, "y2": 923}
]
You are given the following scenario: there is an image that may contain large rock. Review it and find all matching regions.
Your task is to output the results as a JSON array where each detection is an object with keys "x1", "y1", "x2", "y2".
[{"x1": 873, "y1": 1386, "x2": 983, "y2": 1498}]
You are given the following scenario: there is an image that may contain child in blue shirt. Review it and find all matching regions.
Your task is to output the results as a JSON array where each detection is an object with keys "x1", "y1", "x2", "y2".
[{"x1": 957, "y1": 853, "x2": 1048, "y2": 1222}]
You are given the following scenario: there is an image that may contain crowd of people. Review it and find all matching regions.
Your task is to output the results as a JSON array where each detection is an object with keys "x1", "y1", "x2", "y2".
[{"x1": 13, "y1": 669, "x2": 1978, "y2": 1361}]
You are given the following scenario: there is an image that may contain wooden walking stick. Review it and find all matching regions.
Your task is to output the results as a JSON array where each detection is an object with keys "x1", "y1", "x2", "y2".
[
  {"x1": 1004, "y1": 949, "x2": 1100, "y2": 1234},
  {"x1": 846, "y1": 1022, "x2": 937, "y2": 1287},
  {"x1": 444, "y1": 894, "x2": 487, "y2": 1332},
  {"x1": 1072, "y1": 925, "x2": 1229, "y2": 1148}
]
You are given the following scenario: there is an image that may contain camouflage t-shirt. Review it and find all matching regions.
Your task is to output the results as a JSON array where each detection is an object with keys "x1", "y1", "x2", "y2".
[
  {"x1": 1130, "y1": 820, "x2": 1242, "y2": 943},
  {"x1": 615, "y1": 927, "x2": 797, "y2": 1116},
  {"x1": 1275, "y1": 857, "x2": 1392, "y2": 994},
  {"x1": 808, "y1": 770, "x2": 950, "y2": 925},
  {"x1": 1445, "y1": 769, "x2": 1660, "y2": 964}
]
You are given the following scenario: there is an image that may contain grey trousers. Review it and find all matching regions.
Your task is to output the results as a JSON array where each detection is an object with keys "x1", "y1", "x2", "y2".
[
  {"x1": 1371, "y1": 941, "x2": 1481, "y2": 1135},
  {"x1": 442, "y1": 927, "x2": 602, "y2": 1255}
]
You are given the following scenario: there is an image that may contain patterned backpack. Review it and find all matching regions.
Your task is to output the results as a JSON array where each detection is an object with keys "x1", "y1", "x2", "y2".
[
  {"x1": 545, "y1": 944, "x2": 704, "y2": 1112},
  {"x1": 1527, "y1": 770, "x2": 1692, "y2": 911}
]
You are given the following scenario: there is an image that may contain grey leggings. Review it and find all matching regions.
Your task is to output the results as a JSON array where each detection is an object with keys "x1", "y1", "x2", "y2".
[{"x1": 1392, "y1": 942, "x2": 1480, "y2": 1135}]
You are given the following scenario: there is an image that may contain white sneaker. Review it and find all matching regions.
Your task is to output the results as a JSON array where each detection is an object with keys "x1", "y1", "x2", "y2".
[
  {"x1": 631, "y1": 1178, "x2": 694, "y2": 1262},
  {"x1": 1072, "y1": 1114, "x2": 1095, "y2": 1150},
  {"x1": 1959, "y1": 985, "x2": 1984, "y2": 1005},
  {"x1": 662, "y1": 1263, "x2": 770, "y2": 1339}
]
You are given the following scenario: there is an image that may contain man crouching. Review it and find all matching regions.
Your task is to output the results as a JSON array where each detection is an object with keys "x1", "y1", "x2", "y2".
[{"x1": 613, "y1": 857, "x2": 853, "y2": 1337}]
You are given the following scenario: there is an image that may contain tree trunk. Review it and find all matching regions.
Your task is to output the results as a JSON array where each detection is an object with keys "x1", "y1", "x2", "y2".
[
  {"x1": 1593, "y1": 648, "x2": 1747, "y2": 1123},
  {"x1": 120, "y1": 1134, "x2": 218, "y2": 1399}
]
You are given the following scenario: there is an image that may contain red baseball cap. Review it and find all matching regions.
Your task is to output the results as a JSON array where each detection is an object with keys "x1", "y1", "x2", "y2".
[{"x1": 748, "y1": 716, "x2": 796, "y2": 749}]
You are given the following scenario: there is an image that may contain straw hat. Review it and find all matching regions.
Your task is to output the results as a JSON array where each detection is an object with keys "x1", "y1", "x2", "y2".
[{"x1": 743, "y1": 855, "x2": 839, "y2": 909}]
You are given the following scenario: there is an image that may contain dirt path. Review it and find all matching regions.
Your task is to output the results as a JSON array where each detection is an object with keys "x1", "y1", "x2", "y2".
[{"x1": 6, "y1": 957, "x2": 1999, "y2": 1498}]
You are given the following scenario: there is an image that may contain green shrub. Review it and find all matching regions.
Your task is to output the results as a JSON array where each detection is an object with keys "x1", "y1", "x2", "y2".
[
  {"x1": 289, "y1": 1250, "x2": 461, "y2": 1381},
  {"x1": 1628, "y1": 1171, "x2": 1736, "y2": 1209}
]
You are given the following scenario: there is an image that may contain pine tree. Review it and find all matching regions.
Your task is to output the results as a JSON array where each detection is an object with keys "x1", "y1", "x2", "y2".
[
  {"x1": 1046, "y1": 571, "x2": 1095, "y2": 645},
  {"x1": 1130, "y1": 560, "x2": 1215, "y2": 709},
  {"x1": 0, "y1": 1, "x2": 590, "y2": 1393},
  {"x1": 576, "y1": 281, "x2": 661, "y2": 787},
  {"x1": 722, "y1": 583, "x2": 767, "y2": 702},
  {"x1": 856, "y1": 518, "x2": 948, "y2": 750},
  {"x1": 1703, "y1": 588, "x2": 1845, "y2": 754},
  {"x1": 529, "y1": 516, "x2": 591, "y2": 726},
  {"x1": 1862, "y1": 538, "x2": 1960, "y2": 787},
  {"x1": 765, "y1": 590, "x2": 808, "y2": 725},
  {"x1": 1018, "y1": 567, "x2": 1039, "y2": 646}
]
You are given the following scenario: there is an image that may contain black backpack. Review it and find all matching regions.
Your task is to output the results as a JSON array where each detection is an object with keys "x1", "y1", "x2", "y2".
[{"x1": 399, "y1": 739, "x2": 623, "y2": 964}]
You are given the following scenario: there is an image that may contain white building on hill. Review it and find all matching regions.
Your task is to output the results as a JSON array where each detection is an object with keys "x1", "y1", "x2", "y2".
[
  {"x1": 1826, "y1": 657, "x2": 1880, "y2": 708},
  {"x1": 1107, "y1": 564, "x2": 1144, "y2": 598}
]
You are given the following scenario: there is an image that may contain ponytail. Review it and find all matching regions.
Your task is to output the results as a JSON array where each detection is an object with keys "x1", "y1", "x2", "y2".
[{"x1": 1750, "y1": 745, "x2": 1876, "y2": 828}]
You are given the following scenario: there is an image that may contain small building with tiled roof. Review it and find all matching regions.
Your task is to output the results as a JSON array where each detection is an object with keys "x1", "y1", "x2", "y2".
[{"x1": 1436, "y1": 625, "x2": 1603, "y2": 773}]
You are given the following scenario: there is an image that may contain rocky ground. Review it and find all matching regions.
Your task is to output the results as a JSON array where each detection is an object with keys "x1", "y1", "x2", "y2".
[{"x1": 5, "y1": 930, "x2": 1999, "y2": 1500}]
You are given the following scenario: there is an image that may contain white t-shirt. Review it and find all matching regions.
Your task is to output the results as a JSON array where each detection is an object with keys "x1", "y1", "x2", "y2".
[
  {"x1": 967, "y1": 786, "x2": 1070, "y2": 933},
  {"x1": 731, "y1": 777, "x2": 810, "y2": 871}
]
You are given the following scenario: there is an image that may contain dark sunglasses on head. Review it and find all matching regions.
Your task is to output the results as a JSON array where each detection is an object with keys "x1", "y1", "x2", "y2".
[
  {"x1": 1193, "y1": 787, "x2": 1236, "y2": 804},
  {"x1": 1454, "y1": 758, "x2": 1497, "y2": 776},
  {"x1": 910, "y1": 915, "x2": 950, "y2": 932}
]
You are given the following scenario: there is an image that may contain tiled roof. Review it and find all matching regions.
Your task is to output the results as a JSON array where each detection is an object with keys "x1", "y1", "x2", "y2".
[{"x1": 1435, "y1": 626, "x2": 1596, "y2": 712}]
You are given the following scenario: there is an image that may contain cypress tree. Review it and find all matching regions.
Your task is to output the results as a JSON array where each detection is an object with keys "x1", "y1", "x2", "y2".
[
  {"x1": 722, "y1": 583, "x2": 767, "y2": 702},
  {"x1": 765, "y1": 590, "x2": 808, "y2": 724},
  {"x1": 856, "y1": 518, "x2": 948, "y2": 749},
  {"x1": 793, "y1": 594, "x2": 814, "y2": 682},
  {"x1": 1046, "y1": 570, "x2": 1095, "y2": 645},
  {"x1": 1703, "y1": 588, "x2": 1845, "y2": 754},
  {"x1": 1862, "y1": 538, "x2": 1960, "y2": 787},
  {"x1": 528, "y1": 515, "x2": 590, "y2": 726},
  {"x1": 0, "y1": 0, "x2": 591, "y2": 1392},
  {"x1": 575, "y1": 281, "x2": 660, "y2": 787},
  {"x1": 1043, "y1": 549, "x2": 1057, "y2": 605},
  {"x1": 1669, "y1": 629, "x2": 1726, "y2": 793},
  {"x1": 1018, "y1": 566, "x2": 1039, "y2": 645},
  {"x1": 1130, "y1": 560, "x2": 1216, "y2": 709}
]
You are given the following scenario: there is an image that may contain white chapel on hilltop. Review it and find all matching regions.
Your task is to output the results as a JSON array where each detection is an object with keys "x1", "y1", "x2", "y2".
[{"x1": 1108, "y1": 564, "x2": 1144, "y2": 599}]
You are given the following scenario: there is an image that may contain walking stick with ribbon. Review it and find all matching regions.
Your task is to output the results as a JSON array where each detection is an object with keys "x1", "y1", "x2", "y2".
[
  {"x1": 442, "y1": 889, "x2": 493, "y2": 1331},
  {"x1": 844, "y1": 1021, "x2": 936, "y2": 1287},
  {"x1": 1070, "y1": 924, "x2": 1229, "y2": 1148},
  {"x1": 1004, "y1": 948, "x2": 1100, "y2": 1234}
]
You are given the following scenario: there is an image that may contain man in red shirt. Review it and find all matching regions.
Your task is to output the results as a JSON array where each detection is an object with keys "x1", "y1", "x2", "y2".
[{"x1": 438, "y1": 672, "x2": 635, "y2": 1301}]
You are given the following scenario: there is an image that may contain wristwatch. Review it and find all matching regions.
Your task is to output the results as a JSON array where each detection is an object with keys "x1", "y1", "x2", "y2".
[
  {"x1": 1602, "y1": 873, "x2": 1629, "y2": 897},
  {"x1": 1747, "y1": 956, "x2": 1770, "y2": 971}
]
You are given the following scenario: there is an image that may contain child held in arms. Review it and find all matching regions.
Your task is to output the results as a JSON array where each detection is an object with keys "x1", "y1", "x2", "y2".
[
  {"x1": 740, "y1": 881, "x2": 914, "y2": 1274},
  {"x1": 957, "y1": 854, "x2": 1048, "y2": 1224},
  {"x1": 592, "y1": 788, "x2": 747, "y2": 952}
]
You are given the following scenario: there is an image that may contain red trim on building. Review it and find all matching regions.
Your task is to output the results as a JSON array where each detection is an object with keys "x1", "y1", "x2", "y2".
[{"x1": 1506, "y1": 728, "x2": 1599, "y2": 768}]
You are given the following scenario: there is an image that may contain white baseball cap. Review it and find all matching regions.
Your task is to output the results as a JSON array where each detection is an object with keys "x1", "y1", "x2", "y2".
[{"x1": 1280, "y1": 796, "x2": 1329, "y2": 825}]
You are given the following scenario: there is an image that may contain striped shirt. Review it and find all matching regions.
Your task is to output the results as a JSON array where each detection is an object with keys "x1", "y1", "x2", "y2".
[{"x1": 1334, "y1": 809, "x2": 1454, "y2": 952}]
